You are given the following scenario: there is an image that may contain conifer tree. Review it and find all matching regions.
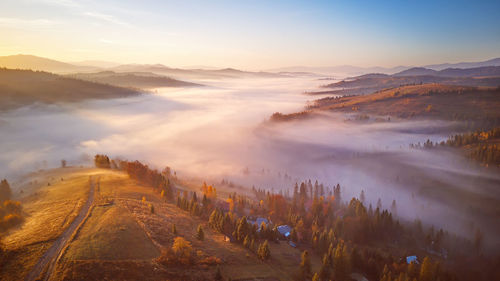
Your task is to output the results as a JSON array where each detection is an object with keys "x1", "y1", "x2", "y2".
[
  {"x1": 298, "y1": 250, "x2": 312, "y2": 280},
  {"x1": 0, "y1": 179, "x2": 11, "y2": 202},
  {"x1": 215, "y1": 265, "x2": 223, "y2": 281},
  {"x1": 419, "y1": 257, "x2": 433, "y2": 281},
  {"x1": 196, "y1": 225, "x2": 204, "y2": 240},
  {"x1": 258, "y1": 240, "x2": 271, "y2": 260}
]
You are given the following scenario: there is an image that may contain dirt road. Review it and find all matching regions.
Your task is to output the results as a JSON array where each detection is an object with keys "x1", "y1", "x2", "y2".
[{"x1": 24, "y1": 176, "x2": 96, "y2": 281}]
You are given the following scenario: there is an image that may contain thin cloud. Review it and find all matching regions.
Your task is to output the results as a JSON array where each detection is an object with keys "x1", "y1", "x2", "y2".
[
  {"x1": 0, "y1": 17, "x2": 58, "y2": 28},
  {"x1": 32, "y1": 0, "x2": 80, "y2": 8},
  {"x1": 83, "y1": 12, "x2": 129, "y2": 26},
  {"x1": 99, "y1": 39, "x2": 114, "y2": 44}
]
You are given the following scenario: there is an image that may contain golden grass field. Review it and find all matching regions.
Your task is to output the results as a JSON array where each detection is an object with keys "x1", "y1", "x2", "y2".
[
  {"x1": 1, "y1": 167, "x2": 322, "y2": 280},
  {"x1": 0, "y1": 167, "x2": 101, "y2": 280},
  {"x1": 316, "y1": 84, "x2": 500, "y2": 120}
]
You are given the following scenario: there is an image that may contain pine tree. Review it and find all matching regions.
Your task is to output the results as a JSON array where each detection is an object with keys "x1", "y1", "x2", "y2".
[
  {"x1": 333, "y1": 241, "x2": 349, "y2": 281},
  {"x1": 243, "y1": 235, "x2": 251, "y2": 248},
  {"x1": 236, "y1": 217, "x2": 248, "y2": 242},
  {"x1": 0, "y1": 179, "x2": 12, "y2": 202},
  {"x1": 215, "y1": 265, "x2": 223, "y2": 281},
  {"x1": 419, "y1": 257, "x2": 433, "y2": 281},
  {"x1": 258, "y1": 240, "x2": 271, "y2": 260},
  {"x1": 298, "y1": 250, "x2": 311, "y2": 280},
  {"x1": 196, "y1": 225, "x2": 204, "y2": 240},
  {"x1": 319, "y1": 253, "x2": 331, "y2": 280}
]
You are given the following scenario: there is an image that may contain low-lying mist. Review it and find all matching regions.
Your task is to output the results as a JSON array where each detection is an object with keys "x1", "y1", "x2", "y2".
[{"x1": 1, "y1": 76, "x2": 499, "y2": 249}]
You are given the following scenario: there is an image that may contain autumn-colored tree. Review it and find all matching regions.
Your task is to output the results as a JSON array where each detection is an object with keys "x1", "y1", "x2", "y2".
[
  {"x1": 0, "y1": 200, "x2": 23, "y2": 232},
  {"x1": 235, "y1": 217, "x2": 249, "y2": 242},
  {"x1": 94, "y1": 154, "x2": 111, "y2": 168},
  {"x1": 297, "y1": 250, "x2": 312, "y2": 280},
  {"x1": 172, "y1": 237, "x2": 192, "y2": 260},
  {"x1": 333, "y1": 240, "x2": 350, "y2": 281},
  {"x1": 196, "y1": 225, "x2": 204, "y2": 241},
  {"x1": 227, "y1": 197, "x2": 234, "y2": 212},
  {"x1": 319, "y1": 253, "x2": 331, "y2": 281},
  {"x1": 243, "y1": 235, "x2": 251, "y2": 248},
  {"x1": 419, "y1": 257, "x2": 433, "y2": 281},
  {"x1": 257, "y1": 240, "x2": 271, "y2": 260}
]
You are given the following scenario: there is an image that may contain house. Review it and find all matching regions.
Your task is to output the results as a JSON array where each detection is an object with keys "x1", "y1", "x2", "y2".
[
  {"x1": 277, "y1": 225, "x2": 292, "y2": 238},
  {"x1": 406, "y1": 255, "x2": 419, "y2": 264}
]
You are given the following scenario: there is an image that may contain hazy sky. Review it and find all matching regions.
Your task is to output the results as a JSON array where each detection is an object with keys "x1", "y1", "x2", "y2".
[{"x1": 1, "y1": 0, "x2": 499, "y2": 69}]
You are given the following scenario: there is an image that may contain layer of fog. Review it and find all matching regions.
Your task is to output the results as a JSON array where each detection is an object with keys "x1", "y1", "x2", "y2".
[{"x1": 0, "y1": 76, "x2": 499, "y2": 249}]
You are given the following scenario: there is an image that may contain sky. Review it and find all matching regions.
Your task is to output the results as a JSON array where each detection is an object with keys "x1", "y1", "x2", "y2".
[{"x1": 0, "y1": 0, "x2": 499, "y2": 70}]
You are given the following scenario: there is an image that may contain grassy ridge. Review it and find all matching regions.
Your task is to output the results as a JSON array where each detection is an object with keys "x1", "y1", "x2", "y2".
[
  {"x1": 272, "y1": 84, "x2": 500, "y2": 126},
  {"x1": 0, "y1": 68, "x2": 140, "y2": 111}
]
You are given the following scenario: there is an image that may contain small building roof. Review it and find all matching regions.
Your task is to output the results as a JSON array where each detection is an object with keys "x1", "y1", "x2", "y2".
[
  {"x1": 406, "y1": 255, "x2": 419, "y2": 264},
  {"x1": 277, "y1": 225, "x2": 292, "y2": 237}
]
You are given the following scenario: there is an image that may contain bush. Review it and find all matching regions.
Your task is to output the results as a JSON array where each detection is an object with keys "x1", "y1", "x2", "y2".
[{"x1": 157, "y1": 237, "x2": 194, "y2": 265}]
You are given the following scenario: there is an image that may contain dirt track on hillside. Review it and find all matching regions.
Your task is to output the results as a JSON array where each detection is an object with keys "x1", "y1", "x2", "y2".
[{"x1": 24, "y1": 176, "x2": 96, "y2": 281}]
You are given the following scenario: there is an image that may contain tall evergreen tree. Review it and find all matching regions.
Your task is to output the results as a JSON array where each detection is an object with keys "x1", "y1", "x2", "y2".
[
  {"x1": 196, "y1": 225, "x2": 204, "y2": 240},
  {"x1": 258, "y1": 240, "x2": 271, "y2": 260},
  {"x1": 0, "y1": 179, "x2": 12, "y2": 202},
  {"x1": 298, "y1": 250, "x2": 312, "y2": 280},
  {"x1": 419, "y1": 257, "x2": 434, "y2": 281}
]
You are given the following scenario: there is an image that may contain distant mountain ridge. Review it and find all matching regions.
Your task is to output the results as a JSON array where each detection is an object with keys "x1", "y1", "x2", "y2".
[
  {"x1": 424, "y1": 57, "x2": 500, "y2": 70},
  {"x1": 2, "y1": 54, "x2": 500, "y2": 77},
  {"x1": 0, "y1": 54, "x2": 287, "y2": 79},
  {"x1": 393, "y1": 66, "x2": 500, "y2": 77},
  {"x1": 269, "y1": 57, "x2": 500, "y2": 76},
  {"x1": 0, "y1": 54, "x2": 100, "y2": 73}
]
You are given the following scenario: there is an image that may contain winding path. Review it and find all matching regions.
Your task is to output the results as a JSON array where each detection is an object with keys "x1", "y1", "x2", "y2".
[{"x1": 24, "y1": 177, "x2": 96, "y2": 281}]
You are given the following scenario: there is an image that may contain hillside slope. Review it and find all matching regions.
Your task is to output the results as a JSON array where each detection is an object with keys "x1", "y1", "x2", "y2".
[
  {"x1": 273, "y1": 84, "x2": 500, "y2": 124},
  {"x1": 0, "y1": 55, "x2": 99, "y2": 73},
  {"x1": 1, "y1": 167, "x2": 318, "y2": 281},
  {"x1": 0, "y1": 68, "x2": 140, "y2": 110},
  {"x1": 66, "y1": 71, "x2": 203, "y2": 89}
]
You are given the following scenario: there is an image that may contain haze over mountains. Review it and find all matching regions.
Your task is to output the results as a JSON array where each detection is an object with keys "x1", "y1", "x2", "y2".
[
  {"x1": 2, "y1": 54, "x2": 500, "y2": 78},
  {"x1": 269, "y1": 57, "x2": 500, "y2": 76},
  {"x1": 0, "y1": 55, "x2": 287, "y2": 80}
]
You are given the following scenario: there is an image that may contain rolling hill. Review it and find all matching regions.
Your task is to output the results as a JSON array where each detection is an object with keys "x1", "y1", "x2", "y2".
[
  {"x1": 1, "y1": 167, "x2": 321, "y2": 281},
  {"x1": 66, "y1": 71, "x2": 203, "y2": 89},
  {"x1": 314, "y1": 66, "x2": 500, "y2": 97},
  {"x1": 110, "y1": 64, "x2": 287, "y2": 80},
  {"x1": 0, "y1": 55, "x2": 100, "y2": 74},
  {"x1": 272, "y1": 84, "x2": 500, "y2": 125},
  {"x1": 0, "y1": 68, "x2": 141, "y2": 111},
  {"x1": 393, "y1": 66, "x2": 500, "y2": 77}
]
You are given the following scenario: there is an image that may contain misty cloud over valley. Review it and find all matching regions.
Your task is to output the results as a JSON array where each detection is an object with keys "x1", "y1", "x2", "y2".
[{"x1": 0, "y1": 76, "x2": 499, "y2": 249}]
